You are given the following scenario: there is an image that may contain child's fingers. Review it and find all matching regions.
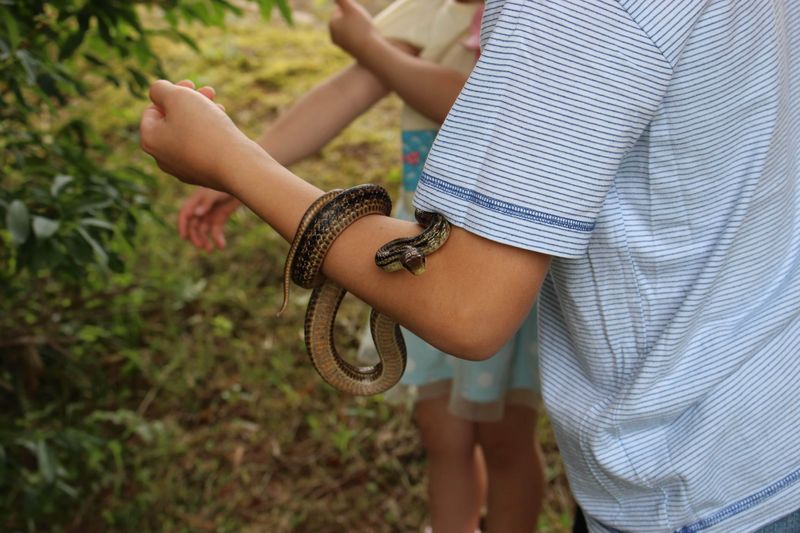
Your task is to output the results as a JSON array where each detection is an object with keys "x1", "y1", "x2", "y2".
[
  {"x1": 188, "y1": 218, "x2": 208, "y2": 251},
  {"x1": 148, "y1": 80, "x2": 178, "y2": 108},
  {"x1": 140, "y1": 113, "x2": 161, "y2": 155},
  {"x1": 148, "y1": 79, "x2": 200, "y2": 111},
  {"x1": 197, "y1": 87, "x2": 225, "y2": 111},
  {"x1": 178, "y1": 194, "x2": 204, "y2": 239},
  {"x1": 210, "y1": 223, "x2": 227, "y2": 250},
  {"x1": 140, "y1": 103, "x2": 166, "y2": 148},
  {"x1": 200, "y1": 222, "x2": 214, "y2": 251},
  {"x1": 192, "y1": 218, "x2": 213, "y2": 252},
  {"x1": 176, "y1": 81, "x2": 218, "y2": 110},
  {"x1": 198, "y1": 86, "x2": 216, "y2": 100},
  {"x1": 143, "y1": 102, "x2": 165, "y2": 118},
  {"x1": 177, "y1": 205, "x2": 191, "y2": 240}
]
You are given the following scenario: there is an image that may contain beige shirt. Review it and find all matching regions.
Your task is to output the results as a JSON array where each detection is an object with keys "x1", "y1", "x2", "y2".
[{"x1": 374, "y1": 0, "x2": 480, "y2": 130}]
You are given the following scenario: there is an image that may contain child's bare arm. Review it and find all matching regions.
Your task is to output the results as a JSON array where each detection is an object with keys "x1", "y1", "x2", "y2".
[
  {"x1": 178, "y1": 63, "x2": 391, "y2": 250},
  {"x1": 330, "y1": 0, "x2": 470, "y2": 124},
  {"x1": 141, "y1": 81, "x2": 550, "y2": 361},
  {"x1": 256, "y1": 63, "x2": 390, "y2": 165}
]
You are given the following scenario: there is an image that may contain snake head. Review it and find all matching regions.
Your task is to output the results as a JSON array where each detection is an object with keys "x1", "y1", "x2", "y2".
[{"x1": 401, "y1": 247, "x2": 427, "y2": 275}]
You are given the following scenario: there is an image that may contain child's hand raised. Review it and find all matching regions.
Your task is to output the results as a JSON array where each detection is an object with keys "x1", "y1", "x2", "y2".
[
  {"x1": 140, "y1": 80, "x2": 258, "y2": 192},
  {"x1": 329, "y1": 0, "x2": 376, "y2": 60}
]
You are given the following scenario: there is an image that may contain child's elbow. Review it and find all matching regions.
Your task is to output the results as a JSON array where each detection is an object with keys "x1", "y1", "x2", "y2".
[{"x1": 432, "y1": 309, "x2": 514, "y2": 362}]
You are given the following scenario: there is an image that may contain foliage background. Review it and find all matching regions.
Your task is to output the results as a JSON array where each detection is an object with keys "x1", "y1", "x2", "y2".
[{"x1": 1, "y1": 1, "x2": 574, "y2": 531}]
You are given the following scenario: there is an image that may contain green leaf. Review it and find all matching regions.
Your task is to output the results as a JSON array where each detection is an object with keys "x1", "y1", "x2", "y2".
[
  {"x1": 77, "y1": 324, "x2": 106, "y2": 342},
  {"x1": 82, "y1": 52, "x2": 107, "y2": 67},
  {"x1": 51, "y1": 174, "x2": 74, "y2": 196},
  {"x1": 65, "y1": 234, "x2": 93, "y2": 264},
  {"x1": 256, "y1": 0, "x2": 274, "y2": 20},
  {"x1": 6, "y1": 199, "x2": 30, "y2": 245},
  {"x1": 15, "y1": 49, "x2": 37, "y2": 85},
  {"x1": 80, "y1": 218, "x2": 115, "y2": 231},
  {"x1": 96, "y1": 15, "x2": 113, "y2": 46},
  {"x1": 55, "y1": 480, "x2": 79, "y2": 499},
  {"x1": 174, "y1": 30, "x2": 199, "y2": 52},
  {"x1": 59, "y1": 31, "x2": 85, "y2": 61},
  {"x1": 32, "y1": 216, "x2": 60, "y2": 239},
  {"x1": 77, "y1": 199, "x2": 114, "y2": 213},
  {"x1": 104, "y1": 73, "x2": 121, "y2": 87},
  {"x1": 36, "y1": 440, "x2": 56, "y2": 484},
  {"x1": 275, "y1": 0, "x2": 293, "y2": 24},
  {"x1": 77, "y1": 227, "x2": 108, "y2": 268},
  {"x1": 212, "y1": 0, "x2": 243, "y2": 17},
  {"x1": 108, "y1": 251, "x2": 124, "y2": 273},
  {"x1": 36, "y1": 73, "x2": 66, "y2": 105},
  {"x1": 126, "y1": 67, "x2": 149, "y2": 91},
  {"x1": 115, "y1": 6, "x2": 143, "y2": 34},
  {"x1": 8, "y1": 77, "x2": 29, "y2": 109},
  {"x1": 0, "y1": 7, "x2": 20, "y2": 49},
  {"x1": 108, "y1": 440, "x2": 123, "y2": 474},
  {"x1": 164, "y1": 9, "x2": 178, "y2": 28},
  {"x1": 77, "y1": 8, "x2": 90, "y2": 32}
]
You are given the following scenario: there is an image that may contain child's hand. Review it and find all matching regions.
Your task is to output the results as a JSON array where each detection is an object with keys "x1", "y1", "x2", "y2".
[
  {"x1": 329, "y1": 0, "x2": 376, "y2": 60},
  {"x1": 140, "y1": 80, "x2": 257, "y2": 192},
  {"x1": 178, "y1": 187, "x2": 241, "y2": 251}
]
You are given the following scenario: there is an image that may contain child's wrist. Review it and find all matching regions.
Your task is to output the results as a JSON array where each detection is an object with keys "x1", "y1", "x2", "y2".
[
  {"x1": 348, "y1": 29, "x2": 382, "y2": 64},
  {"x1": 214, "y1": 138, "x2": 274, "y2": 194}
]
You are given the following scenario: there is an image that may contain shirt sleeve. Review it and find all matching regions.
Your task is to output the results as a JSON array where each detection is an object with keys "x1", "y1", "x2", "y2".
[
  {"x1": 413, "y1": 0, "x2": 677, "y2": 258},
  {"x1": 373, "y1": 0, "x2": 443, "y2": 50}
]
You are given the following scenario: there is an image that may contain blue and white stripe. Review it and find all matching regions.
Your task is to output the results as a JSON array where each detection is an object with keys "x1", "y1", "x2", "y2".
[{"x1": 415, "y1": 1, "x2": 800, "y2": 531}]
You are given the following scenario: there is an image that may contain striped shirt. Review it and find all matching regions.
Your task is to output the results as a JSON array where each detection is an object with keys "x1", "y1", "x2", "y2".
[{"x1": 414, "y1": 1, "x2": 800, "y2": 531}]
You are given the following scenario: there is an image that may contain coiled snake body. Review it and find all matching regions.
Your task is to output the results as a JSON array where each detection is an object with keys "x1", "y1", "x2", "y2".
[{"x1": 281, "y1": 184, "x2": 451, "y2": 396}]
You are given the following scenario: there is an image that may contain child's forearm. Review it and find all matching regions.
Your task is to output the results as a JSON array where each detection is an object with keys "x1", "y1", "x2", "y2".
[
  {"x1": 215, "y1": 64, "x2": 389, "y2": 212},
  {"x1": 256, "y1": 64, "x2": 390, "y2": 166},
  {"x1": 351, "y1": 32, "x2": 469, "y2": 124},
  {"x1": 222, "y1": 140, "x2": 550, "y2": 361}
]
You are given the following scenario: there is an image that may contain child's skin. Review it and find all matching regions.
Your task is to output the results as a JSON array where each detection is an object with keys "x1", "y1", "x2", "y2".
[{"x1": 151, "y1": 1, "x2": 548, "y2": 530}]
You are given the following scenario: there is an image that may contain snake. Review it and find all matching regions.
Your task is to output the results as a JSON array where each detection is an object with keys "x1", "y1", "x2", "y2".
[{"x1": 280, "y1": 184, "x2": 451, "y2": 396}]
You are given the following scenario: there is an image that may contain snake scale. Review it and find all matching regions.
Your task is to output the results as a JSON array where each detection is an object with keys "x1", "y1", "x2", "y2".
[{"x1": 280, "y1": 184, "x2": 451, "y2": 396}]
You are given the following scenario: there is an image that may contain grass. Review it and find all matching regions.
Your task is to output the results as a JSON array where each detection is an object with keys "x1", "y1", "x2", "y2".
[{"x1": 34, "y1": 2, "x2": 576, "y2": 531}]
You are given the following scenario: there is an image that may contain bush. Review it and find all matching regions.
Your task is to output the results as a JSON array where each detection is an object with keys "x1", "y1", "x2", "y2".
[{"x1": 0, "y1": 1, "x2": 290, "y2": 530}]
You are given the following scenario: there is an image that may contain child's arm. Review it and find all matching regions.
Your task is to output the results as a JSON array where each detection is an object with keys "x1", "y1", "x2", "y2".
[
  {"x1": 256, "y1": 63, "x2": 392, "y2": 166},
  {"x1": 330, "y1": 0, "x2": 471, "y2": 124},
  {"x1": 179, "y1": 62, "x2": 396, "y2": 250},
  {"x1": 142, "y1": 81, "x2": 551, "y2": 361}
]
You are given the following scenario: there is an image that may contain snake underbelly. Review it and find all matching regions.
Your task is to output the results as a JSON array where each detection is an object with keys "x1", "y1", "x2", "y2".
[{"x1": 304, "y1": 281, "x2": 406, "y2": 396}]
